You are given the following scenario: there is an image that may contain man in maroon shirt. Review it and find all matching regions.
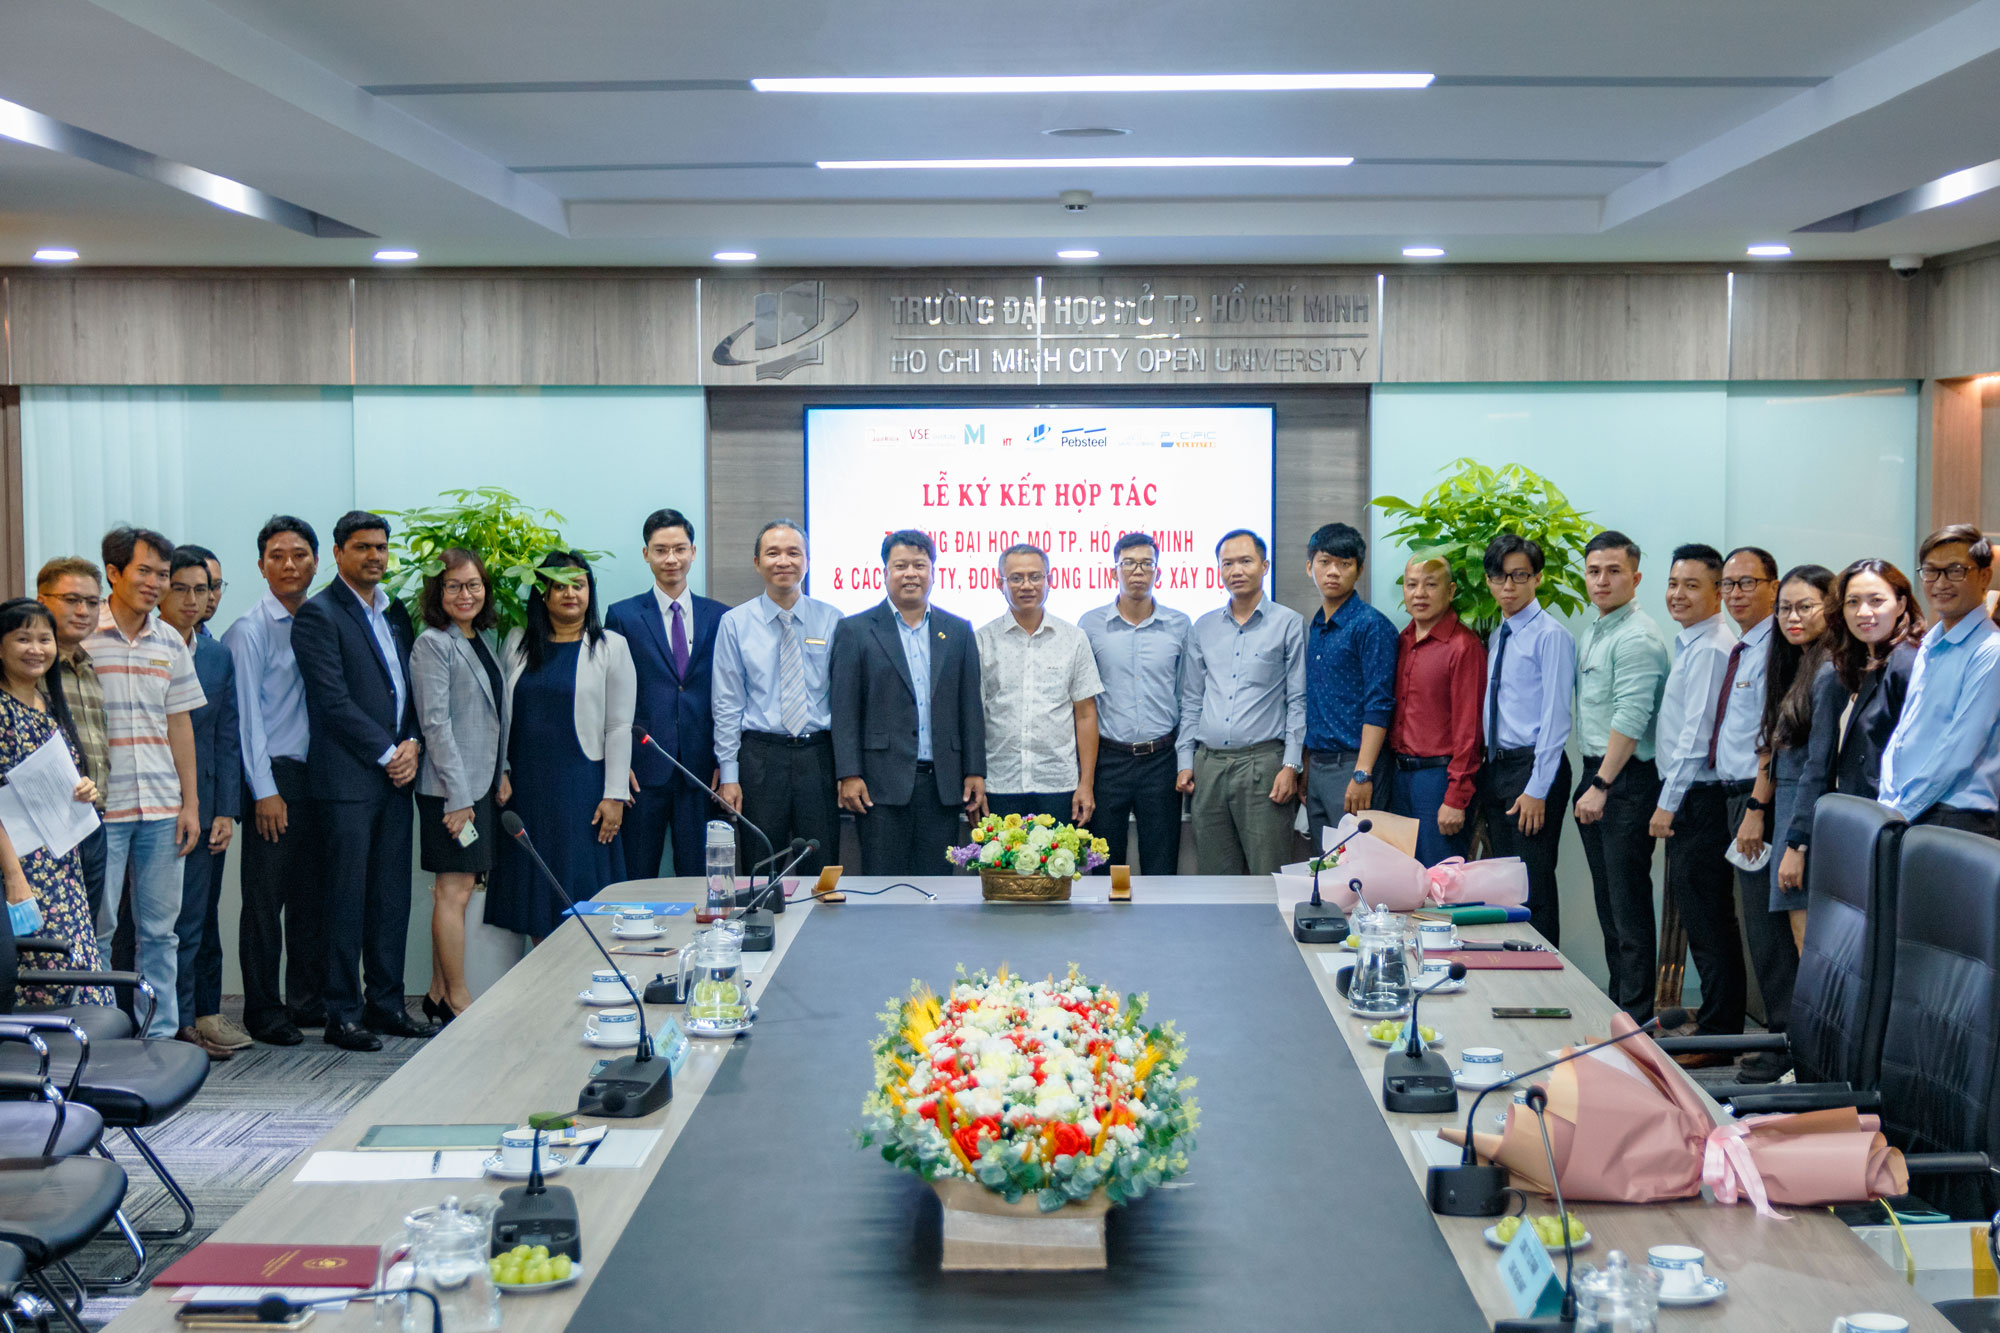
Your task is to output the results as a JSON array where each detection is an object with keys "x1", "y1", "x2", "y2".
[{"x1": 1386, "y1": 556, "x2": 1486, "y2": 864}]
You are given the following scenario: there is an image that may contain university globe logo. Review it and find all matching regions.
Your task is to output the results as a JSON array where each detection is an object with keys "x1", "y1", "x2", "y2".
[{"x1": 713, "y1": 280, "x2": 859, "y2": 380}]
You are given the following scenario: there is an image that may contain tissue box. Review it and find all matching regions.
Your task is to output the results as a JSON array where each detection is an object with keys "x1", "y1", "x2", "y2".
[{"x1": 1850, "y1": 1220, "x2": 1998, "y2": 1302}]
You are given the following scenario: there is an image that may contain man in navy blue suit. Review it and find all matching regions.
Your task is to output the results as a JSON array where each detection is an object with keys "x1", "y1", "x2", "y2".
[{"x1": 606, "y1": 508, "x2": 727, "y2": 879}]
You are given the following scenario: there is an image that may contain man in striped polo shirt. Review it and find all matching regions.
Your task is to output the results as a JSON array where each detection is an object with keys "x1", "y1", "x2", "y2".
[{"x1": 87, "y1": 525, "x2": 205, "y2": 1039}]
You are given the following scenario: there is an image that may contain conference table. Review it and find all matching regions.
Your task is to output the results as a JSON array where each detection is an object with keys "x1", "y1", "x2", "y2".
[{"x1": 102, "y1": 875, "x2": 1947, "y2": 1331}]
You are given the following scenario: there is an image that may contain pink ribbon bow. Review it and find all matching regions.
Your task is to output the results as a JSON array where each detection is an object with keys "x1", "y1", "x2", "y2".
[
  {"x1": 1703, "y1": 1117, "x2": 1791, "y2": 1221},
  {"x1": 1426, "y1": 857, "x2": 1471, "y2": 901}
]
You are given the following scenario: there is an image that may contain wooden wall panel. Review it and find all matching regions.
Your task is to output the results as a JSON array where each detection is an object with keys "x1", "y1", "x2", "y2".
[
  {"x1": 353, "y1": 274, "x2": 699, "y2": 385},
  {"x1": 7, "y1": 274, "x2": 351, "y2": 384},
  {"x1": 1929, "y1": 377, "x2": 1984, "y2": 530},
  {"x1": 703, "y1": 385, "x2": 1368, "y2": 613},
  {"x1": 0, "y1": 388, "x2": 21, "y2": 598},
  {"x1": 1929, "y1": 253, "x2": 2000, "y2": 380},
  {"x1": 1727, "y1": 269, "x2": 1925, "y2": 380},
  {"x1": 1382, "y1": 272, "x2": 1728, "y2": 382}
]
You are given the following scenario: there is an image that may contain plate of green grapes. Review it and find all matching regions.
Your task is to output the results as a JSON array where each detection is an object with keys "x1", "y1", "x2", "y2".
[
  {"x1": 1364, "y1": 1020, "x2": 1443, "y2": 1049},
  {"x1": 490, "y1": 1244, "x2": 582, "y2": 1293},
  {"x1": 1483, "y1": 1213, "x2": 1589, "y2": 1251}
]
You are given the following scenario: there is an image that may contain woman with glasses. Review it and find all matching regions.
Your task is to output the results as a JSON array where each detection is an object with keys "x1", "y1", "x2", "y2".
[
  {"x1": 408, "y1": 549, "x2": 508, "y2": 1021},
  {"x1": 1759, "y1": 565, "x2": 1833, "y2": 951},
  {"x1": 1789, "y1": 560, "x2": 1924, "y2": 889}
]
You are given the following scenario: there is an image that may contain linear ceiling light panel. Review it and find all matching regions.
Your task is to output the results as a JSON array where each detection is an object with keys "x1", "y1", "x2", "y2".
[
  {"x1": 817, "y1": 155, "x2": 1353, "y2": 170},
  {"x1": 756, "y1": 73, "x2": 1432, "y2": 93}
]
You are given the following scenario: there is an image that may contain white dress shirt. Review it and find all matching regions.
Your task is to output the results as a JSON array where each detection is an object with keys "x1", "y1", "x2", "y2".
[
  {"x1": 976, "y1": 611, "x2": 1104, "y2": 794},
  {"x1": 1655, "y1": 611, "x2": 1737, "y2": 812},
  {"x1": 1712, "y1": 616, "x2": 1774, "y2": 783},
  {"x1": 652, "y1": 584, "x2": 696, "y2": 654}
]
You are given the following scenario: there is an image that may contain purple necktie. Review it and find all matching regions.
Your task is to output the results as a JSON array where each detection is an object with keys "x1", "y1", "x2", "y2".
[{"x1": 670, "y1": 601, "x2": 690, "y2": 677}]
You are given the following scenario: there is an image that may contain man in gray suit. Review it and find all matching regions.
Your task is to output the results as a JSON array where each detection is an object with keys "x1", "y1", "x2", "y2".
[
  {"x1": 161, "y1": 549, "x2": 243, "y2": 1059},
  {"x1": 831, "y1": 530, "x2": 987, "y2": 876}
]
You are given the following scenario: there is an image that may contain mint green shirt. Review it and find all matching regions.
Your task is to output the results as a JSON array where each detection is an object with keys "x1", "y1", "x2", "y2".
[{"x1": 1574, "y1": 600, "x2": 1671, "y2": 762}]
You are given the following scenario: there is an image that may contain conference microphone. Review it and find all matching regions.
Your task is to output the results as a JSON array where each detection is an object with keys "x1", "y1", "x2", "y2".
[
  {"x1": 1381, "y1": 961, "x2": 1467, "y2": 1113},
  {"x1": 251, "y1": 1287, "x2": 440, "y2": 1332},
  {"x1": 500, "y1": 810, "x2": 672, "y2": 1121},
  {"x1": 1492, "y1": 1084, "x2": 1580, "y2": 1332},
  {"x1": 1426, "y1": 1007, "x2": 1688, "y2": 1217},
  {"x1": 730, "y1": 837, "x2": 819, "y2": 953},
  {"x1": 1293, "y1": 817, "x2": 1373, "y2": 944},
  {"x1": 634, "y1": 728, "x2": 782, "y2": 912}
]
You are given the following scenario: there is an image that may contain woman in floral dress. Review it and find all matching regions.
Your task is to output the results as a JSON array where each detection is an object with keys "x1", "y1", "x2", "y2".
[{"x1": 0, "y1": 598, "x2": 111, "y2": 1007}]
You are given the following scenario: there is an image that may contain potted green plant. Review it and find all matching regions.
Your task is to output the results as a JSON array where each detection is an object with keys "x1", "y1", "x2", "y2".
[
  {"x1": 1371, "y1": 457, "x2": 1594, "y2": 636},
  {"x1": 374, "y1": 487, "x2": 607, "y2": 633}
]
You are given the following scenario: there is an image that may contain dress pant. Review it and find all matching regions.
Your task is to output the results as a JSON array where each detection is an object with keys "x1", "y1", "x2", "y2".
[
  {"x1": 1727, "y1": 786, "x2": 1797, "y2": 1033},
  {"x1": 987, "y1": 791, "x2": 1073, "y2": 823},
  {"x1": 627, "y1": 768, "x2": 712, "y2": 880},
  {"x1": 1481, "y1": 748, "x2": 1572, "y2": 949},
  {"x1": 1666, "y1": 782, "x2": 1746, "y2": 1035},
  {"x1": 173, "y1": 842, "x2": 229, "y2": 1023},
  {"x1": 1191, "y1": 740, "x2": 1296, "y2": 876},
  {"x1": 76, "y1": 823, "x2": 106, "y2": 922},
  {"x1": 1304, "y1": 746, "x2": 1393, "y2": 856},
  {"x1": 1914, "y1": 804, "x2": 2000, "y2": 838},
  {"x1": 736, "y1": 731, "x2": 840, "y2": 879},
  {"x1": 1088, "y1": 742, "x2": 1182, "y2": 875},
  {"x1": 1575, "y1": 757, "x2": 1660, "y2": 1023},
  {"x1": 1386, "y1": 755, "x2": 1467, "y2": 867},
  {"x1": 319, "y1": 788, "x2": 414, "y2": 1026},
  {"x1": 857, "y1": 764, "x2": 962, "y2": 877},
  {"x1": 238, "y1": 757, "x2": 327, "y2": 1030}
]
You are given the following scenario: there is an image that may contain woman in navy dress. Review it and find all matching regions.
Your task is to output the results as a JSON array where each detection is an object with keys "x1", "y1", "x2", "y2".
[
  {"x1": 1758, "y1": 565, "x2": 1832, "y2": 953},
  {"x1": 488, "y1": 553, "x2": 636, "y2": 941}
]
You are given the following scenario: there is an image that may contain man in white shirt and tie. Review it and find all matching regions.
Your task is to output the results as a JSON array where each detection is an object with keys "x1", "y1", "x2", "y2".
[{"x1": 711, "y1": 520, "x2": 842, "y2": 878}]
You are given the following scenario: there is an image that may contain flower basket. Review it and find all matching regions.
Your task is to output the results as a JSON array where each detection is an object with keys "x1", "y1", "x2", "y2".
[
  {"x1": 931, "y1": 1177, "x2": 1111, "y2": 1270},
  {"x1": 978, "y1": 868, "x2": 1073, "y2": 902}
]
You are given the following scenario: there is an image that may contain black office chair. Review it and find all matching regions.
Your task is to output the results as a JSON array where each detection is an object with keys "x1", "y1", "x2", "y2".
[
  {"x1": 0, "y1": 1238, "x2": 53, "y2": 1333},
  {"x1": 1658, "y1": 795, "x2": 1906, "y2": 1112}
]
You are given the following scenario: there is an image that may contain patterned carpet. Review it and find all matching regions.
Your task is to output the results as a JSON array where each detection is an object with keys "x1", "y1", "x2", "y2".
[{"x1": 74, "y1": 1001, "x2": 428, "y2": 1330}]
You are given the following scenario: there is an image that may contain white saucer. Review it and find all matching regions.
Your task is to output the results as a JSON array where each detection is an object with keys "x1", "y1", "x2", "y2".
[
  {"x1": 496, "y1": 1262, "x2": 584, "y2": 1294},
  {"x1": 1417, "y1": 976, "x2": 1467, "y2": 995},
  {"x1": 583, "y1": 1029, "x2": 643, "y2": 1048},
  {"x1": 1417, "y1": 937, "x2": 1462, "y2": 952},
  {"x1": 483, "y1": 1151, "x2": 569, "y2": 1180},
  {"x1": 1453, "y1": 1066, "x2": 1516, "y2": 1090},
  {"x1": 577, "y1": 988, "x2": 635, "y2": 1006},
  {"x1": 610, "y1": 926, "x2": 661, "y2": 940},
  {"x1": 1483, "y1": 1224, "x2": 1591, "y2": 1251},
  {"x1": 1657, "y1": 1275, "x2": 1728, "y2": 1307},
  {"x1": 1366, "y1": 1027, "x2": 1446, "y2": 1049}
]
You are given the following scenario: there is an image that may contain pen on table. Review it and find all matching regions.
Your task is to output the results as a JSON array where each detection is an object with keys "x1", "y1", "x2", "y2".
[{"x1": 430, "y1": 1150, "x2": 442, "y2": 1175}]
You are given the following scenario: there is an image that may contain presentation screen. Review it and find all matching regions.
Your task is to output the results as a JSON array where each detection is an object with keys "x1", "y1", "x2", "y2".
[{"x1": 804, "y1": 405, "x2": 1275, "y2": 623}]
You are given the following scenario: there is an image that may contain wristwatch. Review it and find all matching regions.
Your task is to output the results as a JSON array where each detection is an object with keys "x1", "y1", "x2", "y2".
[
  {"x1": 1351, "y1": 768, "x2": 1373, "y2": 786},
  {"x1": 1588, "y1": 773, "x2": 1611, "y2": 792},
  {"x1": 1745, "y1": 797, "x2": 1771, "y2": 813}
]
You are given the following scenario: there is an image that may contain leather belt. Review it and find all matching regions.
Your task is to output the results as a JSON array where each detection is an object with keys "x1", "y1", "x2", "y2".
[
  {"x1": 1102, "y1": 731, "x2": 1176, "y2": 757},
  {"x1": 1393, "y1": 754, "x2": 1450, "y2": 772},
  {"x1": 742, "y1": 729, "x2": 831, "y2": 748}
]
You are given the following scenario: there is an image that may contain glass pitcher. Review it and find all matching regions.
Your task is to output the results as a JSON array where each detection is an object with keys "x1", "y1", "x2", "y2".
[
  {"x1": 376, "y1": 1194, "x2": 501, "y2": 1333},
  {"x1": 679, "y1": 924, "x2": 755, "y2": 1036},
  {"x1": 1346, "y1": 906, "x2": 1417, "y2": 1018}
]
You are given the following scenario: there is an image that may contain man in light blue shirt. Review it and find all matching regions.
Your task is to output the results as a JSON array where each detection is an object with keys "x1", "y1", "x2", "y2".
[
  {"x1": 712, "y1": 519, "x2": 843, "y2": 877},
  {"x1": 1082, "y1": 532, "x2": 1191, "y2": 874},
  {"x1": 1880, "y1": 524, "x2": 2000, "y2": 836},
  {"x1": 1478, "y1": 534, "x2": 1577, "y2": 947}
]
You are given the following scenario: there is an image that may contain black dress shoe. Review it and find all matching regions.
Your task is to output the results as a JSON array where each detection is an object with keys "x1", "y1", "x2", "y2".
[
  {"x1": 325, "y1": 1021, "x2": 383, "y2": 1052},
  {"x1": 249, "y1": 1019, "x2": 304, "y2": 1047},
  {"x1": 290, "y1": 1003, "x2": 328, "y2": 1029},
  {"x1": 364, "y1": 1007, "x2": 441, "y2": 1039}
]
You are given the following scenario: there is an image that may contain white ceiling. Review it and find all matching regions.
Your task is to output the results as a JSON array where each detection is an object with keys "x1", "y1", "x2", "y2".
[{"x1": 2, "y1": 0, "x2": 1999, "y2": 267}]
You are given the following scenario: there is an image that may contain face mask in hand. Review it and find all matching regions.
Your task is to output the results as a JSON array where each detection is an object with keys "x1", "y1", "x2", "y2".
[{"x1": 7, "y1": 897, "x2": 43, "y2": 938}]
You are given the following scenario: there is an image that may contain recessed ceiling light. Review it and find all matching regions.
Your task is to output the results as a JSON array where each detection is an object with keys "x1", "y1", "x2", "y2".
[
  {"x1": 373, "y1": 249, "x2": 420, "y2": 262},
  {"x1": 1746, "y1": 244, "x2": 1792, "y2": 257},
  {"x1": 755, "y1": 74, "x2": 1433, "y2": 94},
  {"x1": 31, "y1": 248, "x2": 79, "y2": 262},
  {"x1": 1043, "y1": 127, "x2": 1130, "y2": 138},
  {"x1": 713, "y1": 251, "x2": 758, "y2": 262},
  {"x1": 817, "y1": 156, "x2": 1351, "y2": 170},
  {"x1": 1056, "y1": 249, "x2": 1100, "y2": 260},
  {"x1": 1401, "y1": 246, "x2": 1446, "y2": 258}
]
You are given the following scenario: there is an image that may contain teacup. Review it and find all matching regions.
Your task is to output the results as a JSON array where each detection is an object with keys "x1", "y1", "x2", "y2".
[
  {"x1": 585, "y1": 1007, "x2": 640, "y2": 1044},
  {"x1": 1647, "y1": 1245, "x2": 1707, "y2": 1297},
  {"x1": 589, "y1": 968, "x2": 636, "y2": 1003},
  {"x1": 612, "y1": 908, "x2": 657, "y2": 934},
  {"x1": 1459, "y1": 1046, "x2": 1505, "y2": 1082},
  {"x1": 1416, "y1": 920, "x2": 1459, "y2": 952},
  {"x1": 1830, "y1": 1317, "x2": 1908, "y2": 1333},
  {"x1": 498, "y1": 1127, "x2": 541, "y2": 1173},
  {"x1": 1420, "y1": 958, "x2": 1456, "y2": 985}
]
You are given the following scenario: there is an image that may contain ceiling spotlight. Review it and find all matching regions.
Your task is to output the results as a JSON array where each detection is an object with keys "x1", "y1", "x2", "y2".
[
  {"x1": 31, "y1": 248, "x2": 79, "y2": 262},
  {"x1": 1401, "y1": 246, "x2": 1446, "y2": 258},
  {"x1": 713, "y1": 251, "x2": 758, "y2": 262},
  {"x1": 373, "y1": 249, "x2": 420, "y2": 262},
  {"x1": 1746, "y1": 244, "x2": 1792, "y2": 257},
  {"x1": 817, "y1": 156, "x2": 1351, "y2": 170},
  {"x1": 755, "y1": 74, "x2": 1433, "y2": 94},
  {"x1": 1056, "y1": 249, "x2": 1100, "y2": 260}
]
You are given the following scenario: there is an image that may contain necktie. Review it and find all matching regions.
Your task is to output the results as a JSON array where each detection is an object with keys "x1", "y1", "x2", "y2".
[
  {"x1": 1485, "y1": 622, "x2": 1511, "y2": 762},
  {"x1": 777, "y1": 610, "x2": 811, "y2": 735},
  {"x1": 670, "y1": 601, "x2": 690, "y2": 678},
  {"x1": 1707, "y1": 640, "x2": 1745, "y2": 769}
]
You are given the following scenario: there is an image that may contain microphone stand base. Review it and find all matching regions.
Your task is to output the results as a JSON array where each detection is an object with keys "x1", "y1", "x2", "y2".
[
  {"x1": 1425, "y1": 1162, "x2": 1512, "y2": 1216},
  {"x1": 1382, "y1": 1048, "x2": 1459, "y2": 1114},
  {"x1": 1292, "y1": 902, "x2": 1349, "y2": 944},
  {"x1": 1492, "y1": 1318, "x2": 1574, "y2": 1330},
  {"x1": 737, "y1": 909, "x2": 774, "y2": 952},
  {"x1": 492, "y1": 1183, "x2": 581, "y2": 1261},
  {"x1": 578, "y1": 1052, "x2": 674, "y2": 1119}
]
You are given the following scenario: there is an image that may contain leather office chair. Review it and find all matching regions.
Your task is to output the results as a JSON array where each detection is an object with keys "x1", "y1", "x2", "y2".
[{"x1": 0, "y1": 1238, "x2": 54, "y2": 1333}]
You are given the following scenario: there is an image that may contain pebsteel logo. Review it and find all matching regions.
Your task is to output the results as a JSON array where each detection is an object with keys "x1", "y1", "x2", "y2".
[{"x1": 1059, "y1": 424, "x2": 1109, "y2": 448}]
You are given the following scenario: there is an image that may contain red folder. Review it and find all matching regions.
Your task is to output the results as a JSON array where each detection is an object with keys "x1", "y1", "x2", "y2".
[{"x1": 154, "y1": 1242, "x2": 378, "y2": 1288}]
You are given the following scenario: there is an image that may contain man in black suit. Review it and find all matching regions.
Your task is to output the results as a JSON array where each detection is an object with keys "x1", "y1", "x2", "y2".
[
  {"x1": 290, "y1": 511, "x2": 435, "y2": 1050},
  {"x1": 831, "y1": 530, "x2": 987, "y2": 876},
  {"x1": 605, "y1": 508, "x2": 727, "y2": 878}
]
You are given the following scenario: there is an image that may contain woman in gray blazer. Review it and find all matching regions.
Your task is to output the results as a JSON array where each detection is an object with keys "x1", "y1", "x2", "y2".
[{"x1": 409, "y1": 548, "x2": 510, "y2": 1023}]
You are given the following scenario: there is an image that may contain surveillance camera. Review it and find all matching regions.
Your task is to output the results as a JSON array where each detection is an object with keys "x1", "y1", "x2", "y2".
[
  {"x1": 1889, "y1": 254, "x2": 1924, "y2": 277},
  {"x1": 1060, "y1": 189, "x2": 1093, "y2": 212}
]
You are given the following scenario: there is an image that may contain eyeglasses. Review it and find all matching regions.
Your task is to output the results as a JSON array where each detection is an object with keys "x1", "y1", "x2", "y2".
[
  {"x1": 1486, "y1": 570, "x2": 1536, "y2": 586},
  {"x1": 168, "y1": 583, "x2": 209, "y2": 597},
  {"x1": 48, "y1": 594, "x2": 100, "y2": 612},
  {"x1": 443, "y1": 581, "x2": 486, "y2": 596},
  {"x1": 1777, "y1": 599, "x2": 1823, "y2": 619},
  {"x1": 1718, "y1": 576, "x2": 1774, "y2": 593},
  {"x1": 210, "y1": 580, "x2": 228, "y2": 596},
  {"x1": 1117, "y1": 559, "x2": 1156, "y2": 573},
  {"x1": 1919, "y1": 563, "x2": 1975, "y2": 584},
  {"x1": 1004, "y1": 573, "x2": 1046, "y2": 587}
]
